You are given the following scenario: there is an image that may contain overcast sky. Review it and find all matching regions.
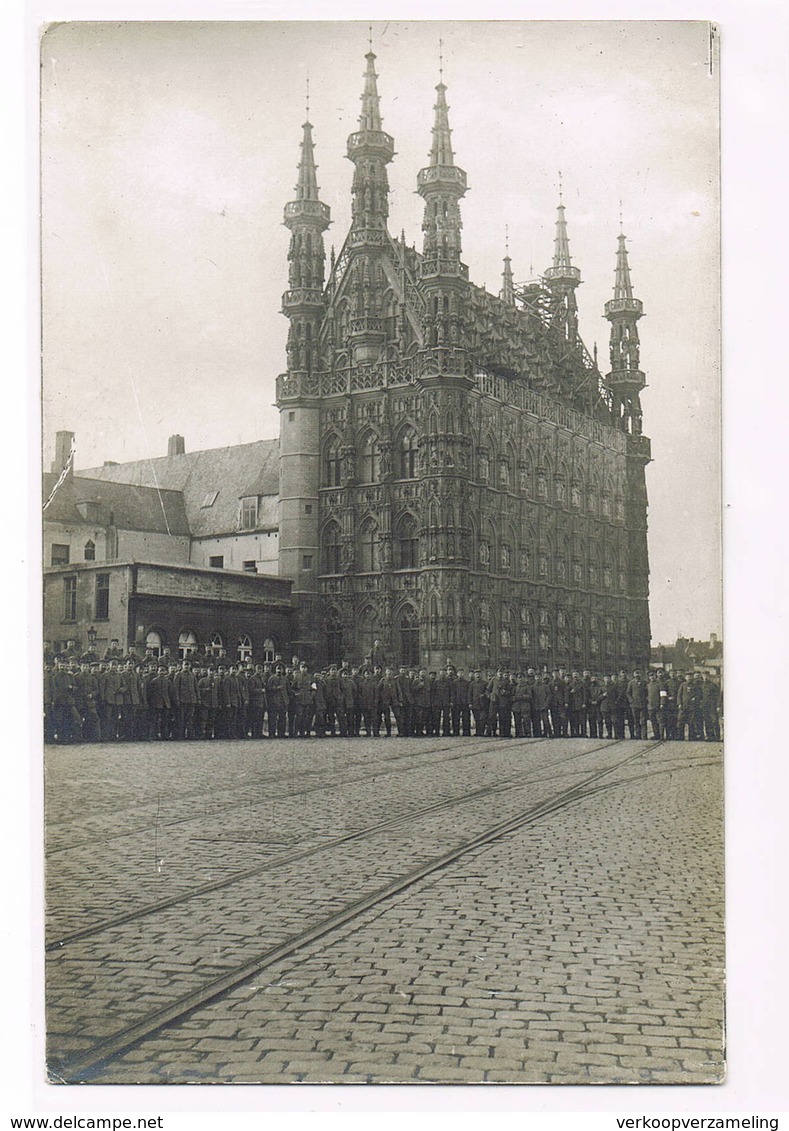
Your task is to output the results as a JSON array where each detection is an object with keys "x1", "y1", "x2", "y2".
[{"x1": 40, "y1": 19, "x2": 720, "y2": 644}]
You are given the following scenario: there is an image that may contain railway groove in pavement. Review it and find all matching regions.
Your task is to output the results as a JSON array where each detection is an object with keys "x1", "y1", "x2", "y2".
[{"x1": 53, "y1": 739, "x2": 663, "y2": 1082}]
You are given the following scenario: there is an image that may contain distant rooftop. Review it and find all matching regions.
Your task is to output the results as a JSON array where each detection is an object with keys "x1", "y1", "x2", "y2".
[{"x1": 80, "y1": 438, "x2": 280, "y2": 538}]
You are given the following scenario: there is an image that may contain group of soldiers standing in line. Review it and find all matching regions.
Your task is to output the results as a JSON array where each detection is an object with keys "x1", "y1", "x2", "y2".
[{"x1": 44, "y1": 640, "x2": 722, "y2": 745}]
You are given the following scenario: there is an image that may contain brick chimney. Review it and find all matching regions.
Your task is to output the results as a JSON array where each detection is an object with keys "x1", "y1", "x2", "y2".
[
  {"x1": 168, "y1": 434, "x2": 186, "y2": 456},
  {"x1": 51, "y1": 430, "x2": 75, "y2": 475}
]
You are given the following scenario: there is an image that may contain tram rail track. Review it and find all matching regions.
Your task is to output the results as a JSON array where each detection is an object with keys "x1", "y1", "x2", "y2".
[
  {"x1": 45, "y1": 733, "x2": 548, "y2": 856},
  {"x1": 46, "y1": 737, "x2": 622, "y2": 951},
  {"x1": 52, "y1": 738, "x2": 668, "y2": 1083}
]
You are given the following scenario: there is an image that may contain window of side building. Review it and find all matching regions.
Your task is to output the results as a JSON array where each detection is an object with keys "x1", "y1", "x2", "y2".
[
  {"x1": 63, "y1": 576, "x2": 77, "y2": 621},
  {"x1": 95, "y1": 573, "x2": 110, "y2": 620},
  {"x1": 240, "y1": 497, "x2": 258, "y2": 531},
  {"x1": 51, "y1": 544, "x2": 70, "y2": 566}
]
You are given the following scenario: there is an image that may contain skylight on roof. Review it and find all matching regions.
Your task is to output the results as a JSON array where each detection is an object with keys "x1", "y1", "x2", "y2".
[{"x1": 201, "y1": 490, "x2": 219, "y2": 508}]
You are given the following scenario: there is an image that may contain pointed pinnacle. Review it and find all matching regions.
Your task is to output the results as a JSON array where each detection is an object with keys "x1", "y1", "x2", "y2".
[
  {"x1": 429, "y1": 78, "x2": 454, "y2": 166},
  {"x1": 359, "y1": 46, "x2": 383, "y2": 132}
]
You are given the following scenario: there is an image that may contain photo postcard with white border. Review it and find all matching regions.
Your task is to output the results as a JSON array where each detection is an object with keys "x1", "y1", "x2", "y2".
[{"x1": 39, "y1": 17, "x2": 724, "y2": 1088}]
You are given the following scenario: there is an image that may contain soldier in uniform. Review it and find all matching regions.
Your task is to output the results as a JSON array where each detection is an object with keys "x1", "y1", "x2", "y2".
[
  {"x1": 377, "y1": 667, "x2": 400, "y2": 737},
  {"x1": 148, "y1": 665, "x2": 172, "y2": 740},
  {"x1": 247, "y1": 665, "x2": 266, "y2": 739},
  {"x1": 395, "y1": 666, "x2": 413, "y2": 737},
  {"x1": 598, "y1": 674, "x2": 614, "y2": 738},
  {"x1": 512, "y1": 673, "x2": 532, "y2": 738},
  {"x1": 702, "y1": 674, "x2": 721, "y2": 741},
  {"x1": 411, "y1": 670, "x2": 430, "y2": 736},
  {"x1": 533, "y1": 675, "x2": 552, "y2": 737},
  {"x1": 322, "y1": 665, "x2": 342, "y2": 737},
  {"x1": 451, "y1": 668, "x2": 471, "y2": 737},
  {"x1": 123, "y1": 661, "x2": 143, "y2": 740},
  {"x1": 99, "y1": 659, "x2": 124, "y2": 741},
  {"x1": 291, "y1": 661, "x2": 314, "y2": 737},
  {"x1": 266, "y1": 665, "x2": 289, "y2": 738},
  {"x1": 51, "y1": 660, "x2": 82, "y2": 743},
  {"x1": 358, "y1": 669, "x2": 378, "y2": 737},
  {"x1": 627, "y1": 670, "x2": 647, "y2": 739},
  {"x1": 197, "y1": 667, "x2": 218, "y2": 739},
  {"x1": 469, "y1": 670, "x2": 488, "y2": 737}
]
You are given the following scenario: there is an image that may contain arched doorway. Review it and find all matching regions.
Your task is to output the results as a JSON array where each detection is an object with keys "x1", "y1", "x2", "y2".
[
  {"x1": 145, "y1": 629, "x2": 163, "y2": 658},
  {"x1": 399, "y1": 607, "x2": 420, "y2": 668},
  {"x1": 178, "y1": 630, "x2": 198, "y2": 660}
]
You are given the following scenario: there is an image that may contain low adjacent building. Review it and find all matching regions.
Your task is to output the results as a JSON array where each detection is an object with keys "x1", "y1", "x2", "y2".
[{"x1": 43, "y1": 431, "x2": 295, "y2": 662}]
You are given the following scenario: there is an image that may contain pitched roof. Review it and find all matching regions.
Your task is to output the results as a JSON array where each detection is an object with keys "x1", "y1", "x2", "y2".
[
  {"x1": 79, "y1": 439, "x2": 280, "y2": 538},
  {"x1": 42, "y1": 473, "x2": 190, "y2": 536}
]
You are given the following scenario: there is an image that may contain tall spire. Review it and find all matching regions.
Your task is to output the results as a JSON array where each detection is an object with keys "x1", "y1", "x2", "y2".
[
  {"x1": 295, "y1": 117, "x2": 319, "y2": 202},
  {"x1": 544, "y1": 181, "x2": 581, "y2": 343},
  {"x1": 417, "y1": 65, "x2": 469, "y2": 357},
  {"x1": 500, "y1": 227, "x2": 515, "y2": 305},
  {"x1": 548, "y1": 176, "x2": 578, "y2": 278},
  {"x1": 552, "y1": 203, "x2": 574, "y2": 271},
  {"x1": 346, "y1": 45, "x2": 395, "y2": 233},
  {"x1": 283, "y1": 110, "x2": 331, "y2": 373},
  {"x1": 417, "y1": 70, "x2": 468, "y2": 263},
  {"x1": 359, "y1": 48, "x2": 383, "y2": 133},
  {"x1": 429, "y1": 79, "x2": 455, "y2": 167},
  {"x1": 604, "y1": 227, "x2": 645, "y2": 435},
  {"x1": 612, "y1": 231, "x2": 635, "y2": 302}
]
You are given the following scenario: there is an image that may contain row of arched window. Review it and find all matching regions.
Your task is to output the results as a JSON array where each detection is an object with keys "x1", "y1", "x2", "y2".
[
  {"x1": 320, "y1": 514, "x2": 626, "y2": 590},
  {"x1": 322, "y1": 427, "x2": 625, "y2": 518},
  {"x1": 325, "y1": 602, "x2": 632, "y2": 664},
  {"x1": 143, "y1": 629, "x2": 278, "y2": 663}
]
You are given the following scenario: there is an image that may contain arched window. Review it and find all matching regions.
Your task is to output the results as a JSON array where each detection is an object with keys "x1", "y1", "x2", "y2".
[
  {"x1": 323, "y1": 521, "x2": 342, "y2": 574},
  {"x1": 557, "y1": 609, "x2": 569, "y2": 654},
  {"x1": 500, "y1": 606, "x2": 512, "y2": 649},
  {"x1": 359, "y1": 432, "x2": 381, "y2": 484},
  {"x1": 145, "y1": 629, "x2": 163, "y2": 658},
  {"x1": 262, "y1": 637, "x2": 276, "y2": 662},
  {"x1": 538, "y1": 610, "x2": 551, "y2": 656},
  {"x1": 480, "y1": 601, "x2": 495, "y2": 649},
  {"x1": 399, "y1": 606, "x2": 420, "y2": 667},
  {"x1": 324, "y1": 437, "x2": 342, "y2": 487},
  {"x1": 602, "y1": 485, "x2": 613, "y2": 519},
  {"x1": 587, "y1": 475, "x2": 599, "y2": 516},
  {"x1": 358, "y1": 519, "x2": 380, "y2": 573},
  {"x1": 397, "y1": 514, "x2": 419, "y2": 570},
  {"x1": 446, "y1": 595, "x2": 456, "y2": 646},
  {"x1": 398, "y1": 429, "x2": 417, "y2": 479},
  {"x1": 178, "y1": 630, "x2": 198, "y2": 659},
  {"x1": 237, "y1": 634, "x2": 252, "y2": 663},
  {"x1": 209, "y1": 632, "x2": 223, "y2": 655},
  {"x1": 326, "y1": 615, "x2": 343, "y2": 665},
  {"x1": 358, "y1": 607, "x2": 378, "y2": 660},
  {"x1": 84, "y1": 539, "x2": 96, "y2": 562}
]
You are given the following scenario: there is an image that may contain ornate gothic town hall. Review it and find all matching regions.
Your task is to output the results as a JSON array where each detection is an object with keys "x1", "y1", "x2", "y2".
[
  {"x1": 278, "y1": 48, "x2": 651, "y2": 671},
  {"x1": 44, "y1": 47, "x2": 652, "y2": 672}
]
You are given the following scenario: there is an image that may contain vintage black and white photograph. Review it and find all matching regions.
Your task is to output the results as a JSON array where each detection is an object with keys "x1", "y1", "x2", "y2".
[{"x1": 40, "y1": 19, "x2": 723, "y2": 1086}]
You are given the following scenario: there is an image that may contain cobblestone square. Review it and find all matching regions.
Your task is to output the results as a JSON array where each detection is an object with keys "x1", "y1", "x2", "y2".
[{"x1": 44, "y1": 735, "x2": 724, "y2": 1085}]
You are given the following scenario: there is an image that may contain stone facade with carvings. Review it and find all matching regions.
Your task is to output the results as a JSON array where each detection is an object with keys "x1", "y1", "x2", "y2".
[{"x1": 277, "y1": 49, "x2": 652, "y2": 671}]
